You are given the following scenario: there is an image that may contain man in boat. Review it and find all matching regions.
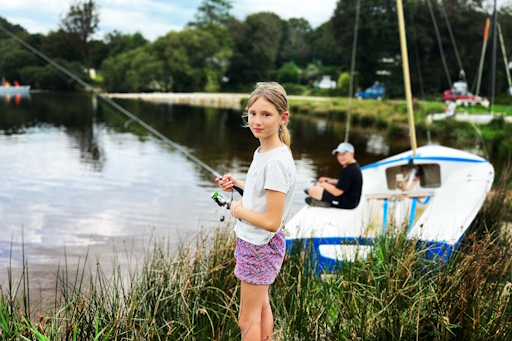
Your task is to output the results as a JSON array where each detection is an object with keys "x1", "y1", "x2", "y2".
[
  {"x1": 444, "y1": 100, "x2": 457, "y2": 118},
  {"x1": 305, "y1": 142, "x2": 363, "y2": 209}
]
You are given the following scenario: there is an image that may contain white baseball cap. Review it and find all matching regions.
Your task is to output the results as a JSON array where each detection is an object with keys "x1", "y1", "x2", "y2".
[{"x1": 332, "y1": 142, "x2": 355, "y2": 155}]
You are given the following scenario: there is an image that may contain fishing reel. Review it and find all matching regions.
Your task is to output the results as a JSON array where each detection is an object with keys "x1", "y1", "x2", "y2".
[
  {"x1": 211, "y1": 191, "x2": 231, "y2": 222},
  {"x1": 211, "y1": 191, "x2": 230, "y2": 208},
  {"x1": 211, "y1": 181, "x2": 244, "y2": 222}
]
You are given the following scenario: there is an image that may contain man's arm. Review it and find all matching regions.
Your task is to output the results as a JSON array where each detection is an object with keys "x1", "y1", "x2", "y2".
[
  {"x1": 320, "y1": 182, "x2": 344, "y2": 196},
  {"x1": 318, "y1": 177, "x2": 338, "y2": 185}
]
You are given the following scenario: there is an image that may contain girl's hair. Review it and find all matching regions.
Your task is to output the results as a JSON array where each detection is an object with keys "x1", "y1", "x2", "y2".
[{"x1": 243, "y1": 82, "x2": 291, "y2": 148}]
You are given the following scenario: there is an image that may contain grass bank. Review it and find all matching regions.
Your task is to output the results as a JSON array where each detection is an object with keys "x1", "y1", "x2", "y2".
[{"x1": 1, "y1": 173, "x2": 512, "y2": 340}]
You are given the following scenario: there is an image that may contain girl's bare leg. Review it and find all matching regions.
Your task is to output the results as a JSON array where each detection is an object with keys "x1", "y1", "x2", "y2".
[
  {"x1": 260, "y1": 289, "x2": 273, "y2": 340},
  {"x1": 239, "y1": 282, "x2": 269, "y2": 341}
]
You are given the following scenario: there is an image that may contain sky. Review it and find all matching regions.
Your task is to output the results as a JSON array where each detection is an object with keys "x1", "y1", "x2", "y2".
[{"x1": 1, "y1": 0, "x2": 340, "y2": 41}]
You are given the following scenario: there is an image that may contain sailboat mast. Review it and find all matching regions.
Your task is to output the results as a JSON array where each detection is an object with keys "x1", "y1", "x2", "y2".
[
  {"x1": 396, "y1": 0, "x2": 417, "y2": 155},
  {"x1": 489, "y1": 0, "x2": 498, "y2": 114}
]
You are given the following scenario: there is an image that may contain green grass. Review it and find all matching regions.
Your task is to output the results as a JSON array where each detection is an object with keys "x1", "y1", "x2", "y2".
[{"x1": 1, "y1": 171, "x2": 512, "y2": 340}]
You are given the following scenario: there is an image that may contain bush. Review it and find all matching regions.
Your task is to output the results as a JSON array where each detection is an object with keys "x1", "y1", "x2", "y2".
[
  {"x1": 18, "y1": 60, "x2": 86, "y2": 91},
  {"x1": 337, "y1": 72, "x2": 350, "y2": 95},
  {"x1": 277, "y1": 61, "x2": 301, "y2": 84},
  {"x1": 282, "y1": 83, "x2": 307, "y2": 95}
]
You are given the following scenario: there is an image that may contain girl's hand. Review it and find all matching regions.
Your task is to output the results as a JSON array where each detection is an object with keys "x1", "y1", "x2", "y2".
[{"x1": 215, "y1": 173, "x2": 237, "y2": 192}]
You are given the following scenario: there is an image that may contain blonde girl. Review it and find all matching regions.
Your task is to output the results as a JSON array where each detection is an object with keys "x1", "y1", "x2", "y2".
[{"x1": 216, "y1": 82, "x2": 297, "y2": 341}]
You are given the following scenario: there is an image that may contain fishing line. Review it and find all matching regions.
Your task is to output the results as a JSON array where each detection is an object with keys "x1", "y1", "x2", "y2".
[{"x1": 0, "y1": 24, "x2": 224, "y2": 180}]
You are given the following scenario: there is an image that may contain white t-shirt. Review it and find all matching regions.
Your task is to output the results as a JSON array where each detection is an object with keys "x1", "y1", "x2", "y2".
[{"x1": 234, "y1": 144, "x2": 297, "y2": 245}]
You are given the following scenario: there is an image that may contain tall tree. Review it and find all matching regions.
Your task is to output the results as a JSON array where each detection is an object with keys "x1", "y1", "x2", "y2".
[
  {"x1": 225, "y1": 12, "x2": 284, "y2": 86},
  {"x1": 60, "y1": 0, "x2": 100, "y2": 70},
  {"x1": 0, "y1": 16, "x2": 27, "y2": 39},
  {"x1": 188, "y1": 0, "x2": 233, "y2": 27},
  {"x1": 279, "y1": 18, "x2": 312, "y2": 67},
  {"x1": 104, "y1": 31, "x2": 148, "y2": 58}
]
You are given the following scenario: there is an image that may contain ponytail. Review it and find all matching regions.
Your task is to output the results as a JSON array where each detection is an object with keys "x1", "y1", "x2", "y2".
[{"x1": 279, "y1": 124, "x2": 291, "y2": 149}]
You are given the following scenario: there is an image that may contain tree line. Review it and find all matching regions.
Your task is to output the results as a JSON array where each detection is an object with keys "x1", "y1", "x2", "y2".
[{"x1": 1, "y1": 0, "x2": 511, "y2": 98}]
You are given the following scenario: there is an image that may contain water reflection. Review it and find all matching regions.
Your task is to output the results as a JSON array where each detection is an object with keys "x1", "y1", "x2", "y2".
[
  {"x1": 0, "y1": 93, "x2": 30, "y2": 104},
  {"x1": 365, "y1": 134, "x2": 391, "y2": 155}
]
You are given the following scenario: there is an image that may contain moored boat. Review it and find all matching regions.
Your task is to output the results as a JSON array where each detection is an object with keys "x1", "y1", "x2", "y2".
[{"x1": 285, "y1": 144, "x2": 494, "y2": 272}]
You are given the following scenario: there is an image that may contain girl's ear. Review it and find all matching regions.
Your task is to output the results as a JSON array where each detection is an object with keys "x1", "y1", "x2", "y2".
[{"x1": 281, "y1": 111, "x2": 289, "y2": 125}]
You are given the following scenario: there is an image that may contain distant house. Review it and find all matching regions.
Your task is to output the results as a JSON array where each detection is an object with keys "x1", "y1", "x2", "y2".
[{"x1": 317, "y1": 75, "x2": 336, "y2": 89}]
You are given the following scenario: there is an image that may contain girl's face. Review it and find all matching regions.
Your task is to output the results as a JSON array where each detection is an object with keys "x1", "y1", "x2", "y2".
[{"x1": 247, "y1": 97, "x2": 288, "y2": 140}]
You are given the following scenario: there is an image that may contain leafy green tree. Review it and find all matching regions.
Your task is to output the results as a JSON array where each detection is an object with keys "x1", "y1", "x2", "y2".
[
  {"x1": 104, "y1": 31, "x2": 148, "y2": 57},
  {"x1": 188, "y1": 0, "x2": 233, "y2": 27},
  {"x1": 277, "y1": 61, "x2": 301, "y2": 84},
  {"x1": 60, "y1": 0, "x2": 100, "y2": 69},
  {"x1": 18, "y1": 59, "x2": 86, "y2": 90},
  {"x1": 307, "y1": 21, "x2": 343, "y2": 68},
  {"x1": 102, "y1": 48, "x2": 163, "y2": 93},
  {"x1": 41, "y1": 29, "x2": 82, "y2": 63},
  {"x1": 337, "y1": 72, "x2": 350, "y2": 94},
  {"x1": 0, "y1": 40, "x2": 39, "y2": 81},
  {"x1": 279, "y1": 18, "x2": 312, "y2": 67},
  {"x1": 125, "y1": 50, "x2": 164, "y2": 92},
  {"x1": 0, "y1": 16, "x2": 26, "y2": 40},
  {"x1": 88, "y1": 39, "x2": 109, "y2": 69},
  {"x1": 331, "y1": 0, "x2": 400, "y2": 93},
  {"x1": 225, "y1": 12, "x2": 284, "y2": 87},
  {"x1": 151, "y1": 28, "x2": 230, "y2": 92}
]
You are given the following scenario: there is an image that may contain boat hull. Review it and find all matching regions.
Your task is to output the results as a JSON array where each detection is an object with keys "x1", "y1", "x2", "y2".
[{"x1": 0, "y1": 86, "x2": 30, "y2": 95}]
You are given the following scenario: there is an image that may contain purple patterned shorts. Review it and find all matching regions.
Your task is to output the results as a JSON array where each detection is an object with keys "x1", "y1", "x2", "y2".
[{"x1": 234, "y1": 230, "x2": 286, "y2": 285}]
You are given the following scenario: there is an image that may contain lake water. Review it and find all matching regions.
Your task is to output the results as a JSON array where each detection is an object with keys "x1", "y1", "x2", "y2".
[{"x1": 0, "y1": 92, "x2": 486, "y2": 290}]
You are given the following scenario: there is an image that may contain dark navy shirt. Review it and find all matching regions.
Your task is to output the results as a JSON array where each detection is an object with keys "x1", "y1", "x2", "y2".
[{"x1": 335, "y1": 162, "x2": 363, "y2": 209}]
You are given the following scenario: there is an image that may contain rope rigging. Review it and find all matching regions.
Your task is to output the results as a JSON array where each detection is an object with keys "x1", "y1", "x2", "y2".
[
  {"x1": 406, "y1": 0, "x2": 426, "y2": 101},
  {"x1": 344, "y1": 0, "x2": 361, "y2": 143},
  {"x1": 426, "y1": 0, "x2": 453, "y2": 89},
  {"x1": 439, "y1": 1, "x2": 467, "y2": 84}
]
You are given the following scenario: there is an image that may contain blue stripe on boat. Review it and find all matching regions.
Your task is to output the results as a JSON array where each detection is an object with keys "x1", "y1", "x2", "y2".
[
  {"x1": 361, "y1": 155, "x2": 487, "y2": 171},
  {"x1": 286, "y1": 236, "x2": 456, "y2": 273}
]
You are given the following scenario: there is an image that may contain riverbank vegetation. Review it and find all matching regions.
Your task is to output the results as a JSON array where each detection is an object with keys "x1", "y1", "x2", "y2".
[
  {"x1": 1, "y1": 170, "x2": 511, "y2": 340},
  {"x1": 1, "y1": 0, "x2": 512, "y2": 98}
]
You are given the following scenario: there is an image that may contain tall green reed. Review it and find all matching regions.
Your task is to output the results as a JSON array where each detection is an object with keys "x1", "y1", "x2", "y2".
[{"x1": 1, "y1": 172, "x2": 511, "y2": 340}]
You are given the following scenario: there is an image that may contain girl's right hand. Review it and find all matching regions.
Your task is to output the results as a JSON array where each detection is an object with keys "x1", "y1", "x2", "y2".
[{"x1": 215, "y1": 173, "x2": 237, "y2": 192}]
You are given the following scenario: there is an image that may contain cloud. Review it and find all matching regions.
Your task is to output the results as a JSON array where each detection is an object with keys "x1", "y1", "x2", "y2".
[
  {"x1": 232, "y1": 0, "x2": 338, "y2": 27},
  {"x1": 2, "y1": 0, "x2": 197, "y2": 40},
  {"x1": 99, "y1": 7, "x2": 186, "y2": 40},
  {"x1": 6, "y1": 0, "x2": 509, "y2": 42}
]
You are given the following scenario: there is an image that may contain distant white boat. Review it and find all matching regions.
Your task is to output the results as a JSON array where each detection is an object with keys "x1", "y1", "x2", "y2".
[
  {"x1": 0, "y1": 85, "x2": 30, "y2": 95},
  {"x1": 285, "y1": 145, "x2": 494, "y2": 272}
]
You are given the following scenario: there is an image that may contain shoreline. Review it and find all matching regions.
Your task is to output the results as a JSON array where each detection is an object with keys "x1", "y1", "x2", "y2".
[{"x1": 103, "y1": 92, "x2": 335, "y2": 110}]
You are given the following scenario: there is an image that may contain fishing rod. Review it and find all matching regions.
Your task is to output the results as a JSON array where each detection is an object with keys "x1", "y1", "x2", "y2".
[{"x1": 0, "y1": 24, "x2": 243, "y2": 217}]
